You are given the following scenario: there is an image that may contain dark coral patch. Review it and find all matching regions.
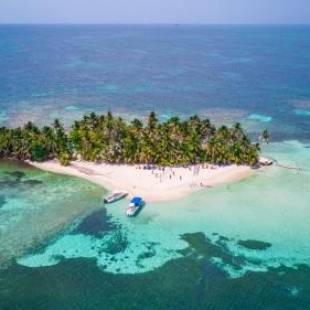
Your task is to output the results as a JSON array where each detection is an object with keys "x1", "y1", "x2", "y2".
[
  {"x1": 72, "y1": 208, "x2": 117, "y2": 237},
  {"x1": 5, "y1": 171, "x2": 25, "y2": 181},
  {"x1": 0, "y1": 195, "x2": 6, "y2": 209},
  {"x1": 238, "y1": 239, "x2": 272, "y2": 250},
  {"x1": 22, "y1": 180, "x2": 43, "y2": 186}
]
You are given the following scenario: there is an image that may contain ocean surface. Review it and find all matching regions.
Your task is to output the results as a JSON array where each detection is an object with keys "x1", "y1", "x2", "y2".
[{"x1": 0, "y1": 25, "x2": 310, "y2": 310}]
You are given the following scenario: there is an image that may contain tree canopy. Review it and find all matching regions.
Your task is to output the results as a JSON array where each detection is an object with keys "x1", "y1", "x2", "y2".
[{"x1": 0, "y1": 112, "x2": 261, "y2": 166}]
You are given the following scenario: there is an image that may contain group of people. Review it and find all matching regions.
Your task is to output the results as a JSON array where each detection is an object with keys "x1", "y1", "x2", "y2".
[{"x1": 136, "y1": 164, "x2": 215, "y2": 189}]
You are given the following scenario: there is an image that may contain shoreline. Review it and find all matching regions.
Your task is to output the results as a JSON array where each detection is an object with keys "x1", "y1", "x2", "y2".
[{"x1": 27, "y1": 160, "x2": 255, "y2": 202}]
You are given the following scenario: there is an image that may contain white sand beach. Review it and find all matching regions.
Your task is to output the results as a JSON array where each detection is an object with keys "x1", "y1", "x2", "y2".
[{"x1": 27, "y1": 160, "x2": 254, "y2": 202}]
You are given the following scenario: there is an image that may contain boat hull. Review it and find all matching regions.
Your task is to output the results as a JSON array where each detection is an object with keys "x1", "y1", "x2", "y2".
[
  {"x1": 103, "y1": 191, "x2": 128, "y2": 204},
  {"x1": 126, "y1": 200, "x2": 145, "y2": 217}
]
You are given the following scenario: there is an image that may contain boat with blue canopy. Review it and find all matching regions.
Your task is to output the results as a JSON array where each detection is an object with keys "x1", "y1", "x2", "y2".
[{"x1": 126, "y1": 196, "x2": 145, "y2": 217}]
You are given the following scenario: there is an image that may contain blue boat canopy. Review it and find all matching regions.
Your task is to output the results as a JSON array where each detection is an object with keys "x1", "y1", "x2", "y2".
[{"x1": 130, "y1": 197, "x2": 142, "y2": 205}]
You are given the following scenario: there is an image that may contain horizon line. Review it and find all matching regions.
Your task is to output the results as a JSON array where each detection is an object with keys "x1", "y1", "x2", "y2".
[{"x1": 0, "y1": 22, "x2": 310, "y2": 26}]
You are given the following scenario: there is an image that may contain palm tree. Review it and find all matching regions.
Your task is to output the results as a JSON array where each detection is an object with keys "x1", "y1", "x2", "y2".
[
  {"x1": 147, "y1": 111, "x2": 158, "y2": 131},
  {"x1": 53, "y1": 119, "x2": 61, "y2": 130},
  {"x1": 261, "y1": 129, "x2": 271, "y2": 144},
  {"x1": 0, "y1": 112, "x2": 261, "y2": 166}
]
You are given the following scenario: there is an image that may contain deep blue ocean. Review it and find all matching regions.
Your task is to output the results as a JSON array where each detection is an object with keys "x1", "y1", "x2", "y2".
[
  {"x1": 0, "y1": 25, "x2": 310, "y2": 310},
  {"x1": 1, "y1": 25, "x2": 310, "y2": 139}
]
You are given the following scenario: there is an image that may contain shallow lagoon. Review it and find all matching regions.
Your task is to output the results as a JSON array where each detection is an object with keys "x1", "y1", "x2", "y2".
[
  {"x1": 0, "y1": 160, "x2": 104, "y2": 268},
  {"x1": 0, "y1": 140, "x2": 308, "y2": 309},
  {"x1": 16, "y1": 140, "x2": 310, "y2": 280}
]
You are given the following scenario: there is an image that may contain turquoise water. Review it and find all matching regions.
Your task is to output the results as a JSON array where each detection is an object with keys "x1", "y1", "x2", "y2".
[
  {"x1": 1, "y1": 140, "x2": 310, "y2": 309},
  {"x1": 0, "y1": 161, "x2": 104, "y2": 269},
  {"x1": 17, "y1": 141, "x2": 310, "y2": 279},
  {"x1": 0, "y1": 25, "x2": 310, "y2": 309}
]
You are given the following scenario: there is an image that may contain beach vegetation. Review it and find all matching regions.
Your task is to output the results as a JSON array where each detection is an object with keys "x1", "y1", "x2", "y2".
[{"x1": 0, "y1": 112, "x2": 260, "y2": 166}]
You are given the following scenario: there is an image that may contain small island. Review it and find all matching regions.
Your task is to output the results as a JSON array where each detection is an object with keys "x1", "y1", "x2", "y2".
[{"x1": 0, "y1": 112, "x2": 269, "y2": 201}]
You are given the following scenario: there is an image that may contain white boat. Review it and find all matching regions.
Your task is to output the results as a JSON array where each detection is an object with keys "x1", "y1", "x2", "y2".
[
  {"x1": 103, "y1": 190, "x2": 128, "y2": 204},
  {"x1": 259, "y1": 157, "x2": 273, "y2": 166},
  {"x1": 126, "y1": 197, "x2": 145, "y2": 217}
]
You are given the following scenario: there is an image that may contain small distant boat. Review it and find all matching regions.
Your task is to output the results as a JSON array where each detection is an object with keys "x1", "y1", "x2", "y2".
[
  {"x1": 103, "y1": 190, "x2": 128, "y2": 204},
  {"x1": 259, "y1": 157, "x2": 273, "y2": 166},
  {"x1": 126, "y1": 196, "x2": 145, "y2": 217}
]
